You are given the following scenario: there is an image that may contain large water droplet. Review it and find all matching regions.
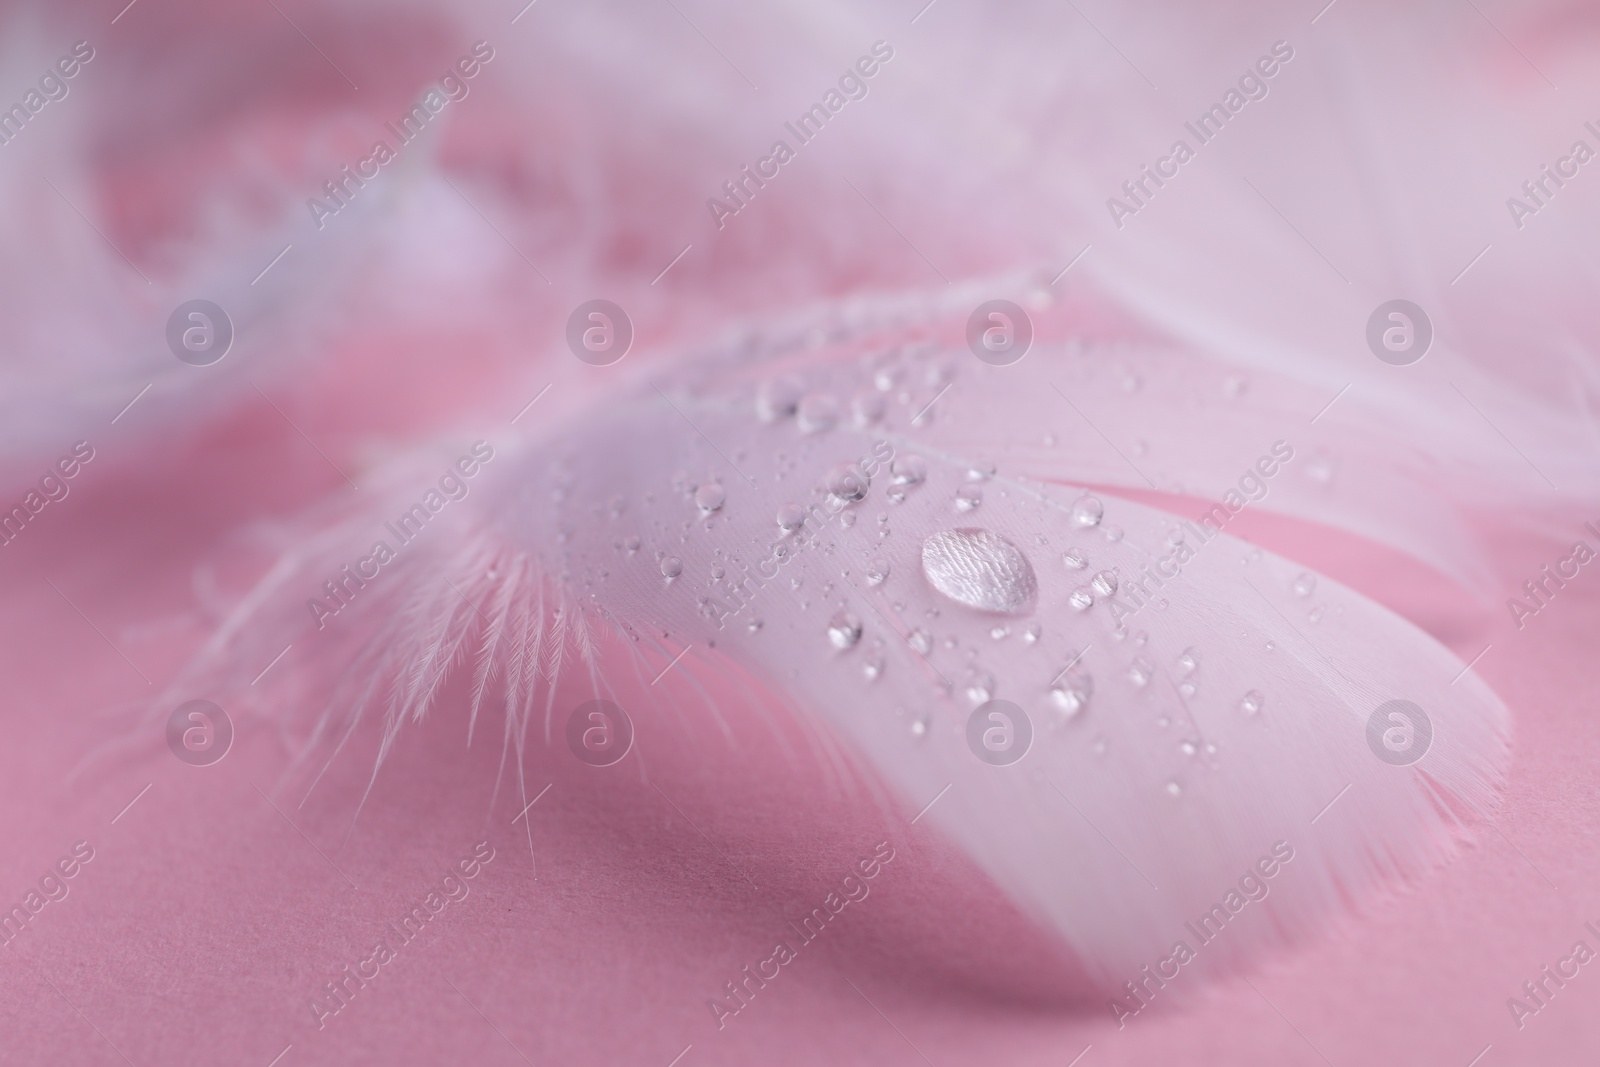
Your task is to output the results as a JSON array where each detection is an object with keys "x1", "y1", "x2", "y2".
[
  {"x1": 1071, "y1": 495, "x2": 1104, "y2": 528},
  {"x1": 797, "y1": 393, "x2": 840, "y2": 434},
  {"x1": 660, "y1": 556, "x2": 683, "y2": 579},
  {"x1": 920, "y1": 528, "x2": 1038, "y2": 615},
  {"x1": 694, "y1": 483, "x2": 726, "y2": 513},
  {"x1": 827, "y1": 462, "x2": 870, "y2": 503},
  {"x1": 827, "y1": 611, "x2": 863, "y2": 649}
]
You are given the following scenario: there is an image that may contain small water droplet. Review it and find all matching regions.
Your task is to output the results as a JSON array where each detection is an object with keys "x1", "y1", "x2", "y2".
[
  {"x1": 1103, "y1": 525, "x2": 1124, "y2": 542},
  {"x1": 776, "y1": 503, "x2": 806, "y2": 531},
  {"x1": 797, "y1": 393, "x2": 840, "y2": 434},
  {"x1": 1240, "y1": 690, "x2": 1264, "y2": 716},
  {"x1": 694, "y1": 483, "x2": 726, "y2": 513},
  {"x1": 891, "y1": 456, "x2": 927, "y2": 486},
  {"x1": 1307, "y1": 605, "x2": 1325, "y2": 624},
  {"x1": 1127, "y1": 657, "x2": 1153, "y2": 687},
  {"x1": 1023, "y1": 622, "x2": 1041, "y2": 644},
  {"x1": 1050, "y1": 673, "x2": 1092, "y2": 719},
  {"x1": 827, "y1": 462, "x2": 870, "y2": 503},
  {"x1": 1178, "y1": 679, "x2": 1198, "y2": 698},
  {"x1": 1062, "y1": 547, "x2": 1089, "y2": 570},
  {"x1": 1179, "y1": 739, "x2": 1198, "y2": 756},
  {"x1": 710, "y1": 564, "x2": 725, "y2": 579},
  {"x1": 1092, "y1": 735, "x2": 1109, "y2": 756},
  {"x1": 1091, "y1": 569, "x2": 1118, "y2": 596},
  {"x1": 624, "y1": 536, "x2": 641, "y2": 555},
  {"x1": 1165, "y1": 780, "x2": 1182, "y2": 798},
  {"x1": 853, "y1": 390, "x2": 887, "y2": 427},
  {"x1": 1068, "y1": 587, "x2": 1094, "y2": 611},
  {"x1": 908, "y1": 628, "x2": 933, "y2": 655},
  {"x1": 865, "y1": 558, "x2": 891, "y2": 586},
  {"x1": 965, "y1": 670, "x2": 995, "y2": 704},
  {"x1": 1070, "y1": 494, "x2": 1103, "y2": 528},
  {"x1": 966, "y1": 462, "x2": 996, "y2": 482},
  {"x1": 1264, "y1": 640, "x2": 1276, "y2": 652},
  {"x1": 747, "y1": 618, "x2": 764, "y2": 633},
  {"x1": 1293, "y1": 572, "x2": 1316, "y2": 598},
  {"x1": 1178, "y1": 647, "x2": 1199, "y2": 674},
  {"x1": 863, "y1": 656, "x2": 885, "y2": 681},
  {"x1": 954, "y1": 485, "x2": 983, "y2": 511},
  {"x1": 660, "y1": 556, "x2": 683, "y2": 579},
  {"x1": 756, "y1": 377, "x2": 804, "y2": 422},
  {"x1": 910, "y1": 712, "x2": 930, "y2": 737},
  {"x1": 827, "y1": 611, "x2": 863, "y2": 649}
]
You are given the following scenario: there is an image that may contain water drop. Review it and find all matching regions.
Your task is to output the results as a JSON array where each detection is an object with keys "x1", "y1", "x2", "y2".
[
  {"x1": 1127, "y1": 657, "x2": 1153, "y2": 687},
  {"x1": 710, "y1": 564, "x2": 725, "y2": 579},
  {"x1": 624, "y1": 536, "x2": 641, "y2": 555},
  {"x1": 797, "y1": 393, "x2": 840, "y2": 434},
  {"x1": 1050, "y1": 674, "x2": 1092, "y2": 719},
  {"x1": 865, "y1": 558, "x2": 891, "y2": 586},
  {"x1": 1023, "y1": 622, "x2": 1041, "y2": 644},
  {"x1": 1292, "y1": 572, "x2": 1316, "y2": 598},
  {"x1": 1308, "y1": 606, "x2": 1325, "y2": 624},
  {"x1": 1091, "y1": 569, "x2": 1118, "y2": 596},
  {"x1": 827, "y1": 462, "x2": 870, "y2": 503},
  {"x1": 1240, "y1": 690, "x2": 1264, "y2": 716},
  {"x1": 1068, "y1": 587, "x2": 1094, "y2": 611},
  {"x1": 965, "y1": 671, "x2": 996, "y2": 704},
  {"x1": 966, "y1": 462, "x2": 996, "y2": 482},
  {"x1": 920, "y1": 528, "x2": 1038, "y2": 614},
  {"x1": 853, "y1": 391, "x2": 887, "y2": 427},
  {"x1": 827, "y1": 611, "x2": 863, "y2": 649},
  {"x1": 1165, "y1": 780, "x2": 1182, "y2": 798},
  {"x1": 989, "y1": 625, "x2": 1009, "y2": 641},
  {"x1": 1062, "y1": 547, "x2": 1089, "y2": 570},
  {"x1": 1103, "y1": 525, "x2": 1124, "y2": 542},
  {"x1": 1179, "y1": 739, "x2": 1198, "y2": 756},
  {"x1": 756, "y1": 377, "x2": 804, "y2": 422},
  {"x1": 1092, "y1": 736, "x2": 1109, "y2": 756},
  {"x1": 694, "y1": 483, "x2": 726, "y2": 514},
  {"x1": 910, "y1": 712, "x2": 930, "y2": 737},
  {"x1": 776, "y1": 503, "x2": 806, "y2": 531},
  {"x1": 660, "y1": 556, "x2": 683, "y2": 579},
  {"x1": 863, "y1": 656, "x2": 885, "y2": 681},
  {"x1": 954, "y1": 485, "x2": 983, "y2": 512},
  {"x1": 747, "y1": 618, "x2": 763, "y2": 633},
  {"x1": 891, "y1": 456, "x2": 927, "y2": 486},
  {"x1": 908, "y1": 628, "x2": 933, "y2": 655},
  {"x1": 1264, "y1": 640, "x2": 1276, "y2": 652},
  {"x1": 1178, "y1": 679, "x2": 1198, "y2": 698},
  {"x1": 1070, "y1": 494, "x2": 1103, "y2": 528}
]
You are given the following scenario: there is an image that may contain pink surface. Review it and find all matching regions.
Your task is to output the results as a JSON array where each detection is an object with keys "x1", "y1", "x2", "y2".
[
  {"x1": 4, "y1": 0, "x2": 1600, "y2": 1063},
  {"x1": 1, "y1": 435, "x2": 1597, "y2": 1066}
]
